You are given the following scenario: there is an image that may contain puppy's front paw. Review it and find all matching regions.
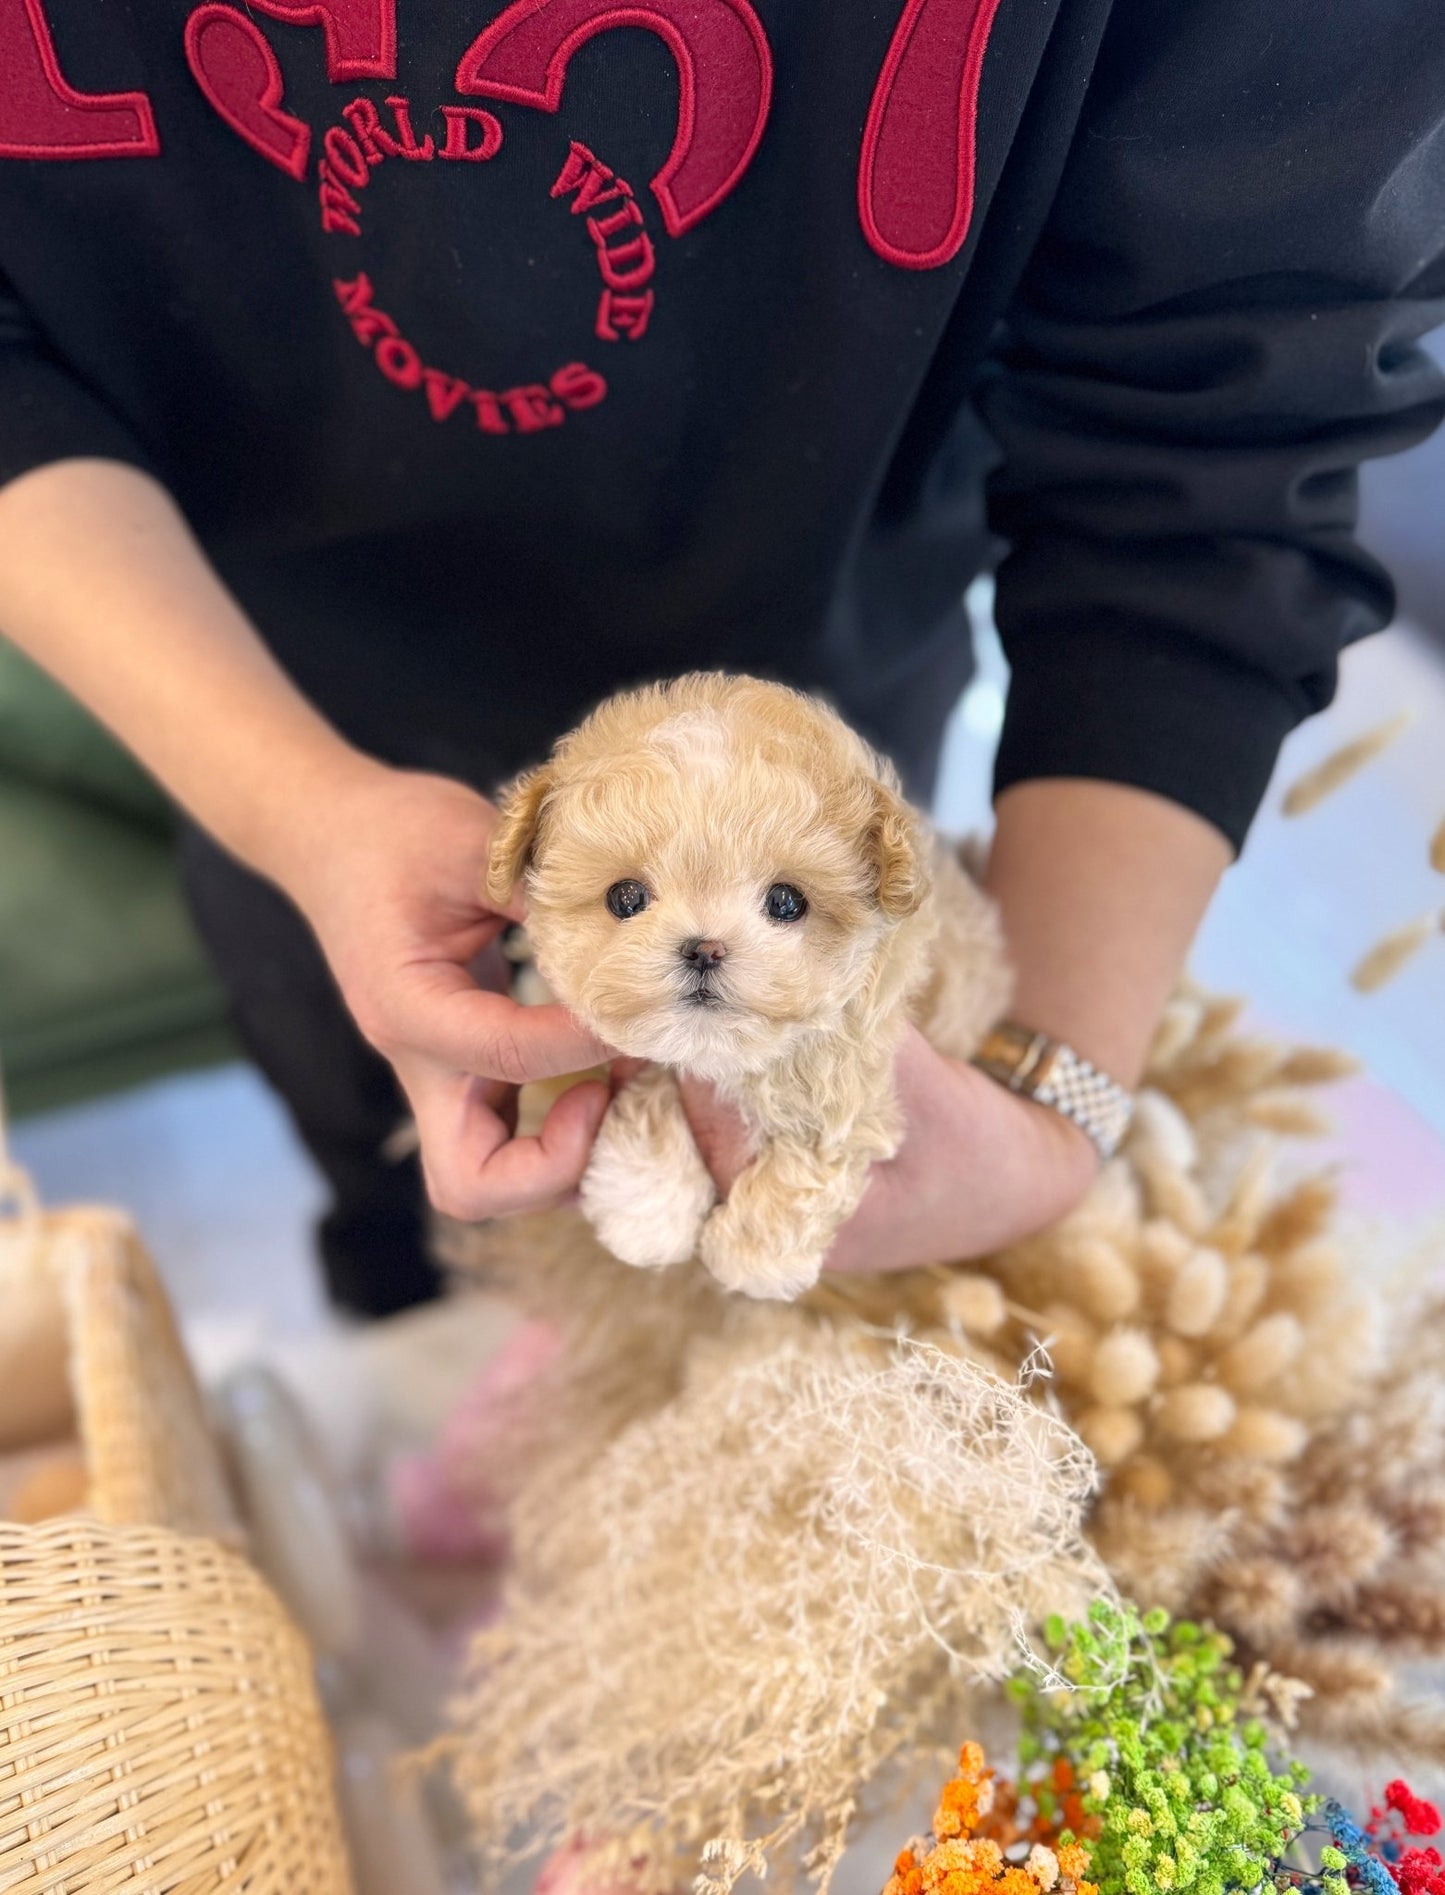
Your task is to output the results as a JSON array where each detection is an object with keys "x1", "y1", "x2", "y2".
[
  {"x1": 585, "y1": 1168, "x2": 714, "y2": 1269},
  {"x1": 697, "y1": 1202, "x2": 826, "y2": 1301},
  {"x1": 579, "y1": 1070, "x2": 716, "y2": 1269}
]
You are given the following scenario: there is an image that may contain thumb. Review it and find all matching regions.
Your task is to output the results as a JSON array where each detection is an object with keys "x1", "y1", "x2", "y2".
[
  {"x1": 399, "y1": 976, "x2": 610, "y2": 1083},
  {"x1": 537, "y1": 1078, "x2": 611, "y2": 1175}
]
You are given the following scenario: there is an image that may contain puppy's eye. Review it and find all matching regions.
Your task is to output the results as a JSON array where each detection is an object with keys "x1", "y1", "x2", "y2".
[
  {"x1": 764, "y1": 883, "x2": 808, "y2": 924},
  {"x1": 605, "y1": 879, "x2": 651, "y2": 920}
]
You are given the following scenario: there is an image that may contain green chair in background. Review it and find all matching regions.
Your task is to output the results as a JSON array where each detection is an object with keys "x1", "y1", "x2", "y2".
[{"x1": 0, "y1": 639, "x2": 234, "y2": 1118}]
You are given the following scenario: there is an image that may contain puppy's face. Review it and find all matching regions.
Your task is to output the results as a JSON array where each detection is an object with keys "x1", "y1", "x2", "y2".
[{"x1": 487, "y1": 678, "x2": 927, "y2": 1079}]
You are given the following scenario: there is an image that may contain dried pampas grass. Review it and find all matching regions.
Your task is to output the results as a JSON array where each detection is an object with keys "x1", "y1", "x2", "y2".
[{"x1": 440, "y1": 1331, "x2": 1105, "y2": 1895}]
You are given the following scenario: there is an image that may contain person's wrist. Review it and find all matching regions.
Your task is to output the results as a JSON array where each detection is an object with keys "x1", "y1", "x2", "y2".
[{"x1": 240, "y1": 732, "x2": 390, "y2": 906}]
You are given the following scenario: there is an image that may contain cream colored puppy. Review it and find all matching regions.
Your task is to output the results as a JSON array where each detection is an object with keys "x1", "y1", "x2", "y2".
[{"x1": 485, "y1": 674, "x2": 1011, "y2": 1301}]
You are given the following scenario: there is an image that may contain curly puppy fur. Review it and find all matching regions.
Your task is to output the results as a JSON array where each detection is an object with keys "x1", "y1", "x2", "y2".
[{"x1": 486, "y1": 674, "x2": 1011, "y2": 1300}]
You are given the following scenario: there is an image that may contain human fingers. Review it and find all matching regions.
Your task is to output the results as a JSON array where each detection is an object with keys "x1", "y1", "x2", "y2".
[
  {"x1": 382, "y1": 970, "x2": 608, "y2": 1084},
  {"x1": 410, "y1": 1067, "x2": 609, "y2": 1222}
]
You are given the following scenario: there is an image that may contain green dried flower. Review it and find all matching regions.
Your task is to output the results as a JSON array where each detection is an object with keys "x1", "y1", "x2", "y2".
[{"x1": 1010, "y1": 1603, "x2": 1314, "y2": 1895}]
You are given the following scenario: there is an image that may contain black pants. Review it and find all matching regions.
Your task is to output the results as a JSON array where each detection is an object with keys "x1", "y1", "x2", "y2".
[{"x1": 179, "y1": 826, "x2": 442, "y2": 1317}]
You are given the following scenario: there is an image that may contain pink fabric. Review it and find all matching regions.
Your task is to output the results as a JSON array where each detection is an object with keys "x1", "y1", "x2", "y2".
[{"x1": 387, "y1": 1319, "x2": 561, "y2": 1565}]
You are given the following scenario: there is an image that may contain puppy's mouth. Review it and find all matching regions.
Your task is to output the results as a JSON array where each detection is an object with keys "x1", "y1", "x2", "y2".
[{"x1": 682, "y1": 974, "x2": 728, "y2": 1009}]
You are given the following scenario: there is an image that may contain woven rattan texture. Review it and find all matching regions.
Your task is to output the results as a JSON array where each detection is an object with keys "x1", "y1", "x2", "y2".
[
  {"x1": 0, "y1": 1518, "x2": 351, "y2": 1892},
  {"x1": 0, "y1": 1182, "x2": 353, "y2": 1893},
  {"x1": 53, "y1": 1210, "x2": 240, "y2": 1546}
]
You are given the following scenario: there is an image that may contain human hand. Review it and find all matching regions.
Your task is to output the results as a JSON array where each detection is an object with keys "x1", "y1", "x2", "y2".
[
  {"x1": 676, "y1": 1024, "x2": 1098, "y2": 1273},
  {"x1": 279, "y1": 761, "x2": 611, "y2": 1221}
]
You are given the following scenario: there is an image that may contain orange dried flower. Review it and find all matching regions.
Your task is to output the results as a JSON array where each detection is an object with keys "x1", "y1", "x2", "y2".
[
  {"x1": 884, "y1": 1861, "x2": 925, "y2": 1895},
  {"x1": 1001, "y1": 1870, "x2": 1043, "y2": 1895},
  {"x1": 933, "y1": 1744, "x2": 996, "y2": 1840},
  {"x1": 887, "y1": 1741, "x2": 1096, "y2": 1895}
]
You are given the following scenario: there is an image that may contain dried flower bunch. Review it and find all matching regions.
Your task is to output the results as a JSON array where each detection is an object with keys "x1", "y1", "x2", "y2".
[
  {"x1": 1188, "y1": 1294, "x2": 1445, "y2": 1762},
  {"x1": 965, "y1": 986, "x2": 1376, "y2": 1525},
  {"x1": 1012, "y1": 1603, "x2": 1310, "y2": 1895},
  {"x1": 442, "y1": 974, "x2": 1445, "y2": 1880},
  {"x1": 1260, "y1": 1783, "x2": 1445, "y2": 1895},
  {"x1": 893, "y1": 1604, "x2": 1445, "y2": 1895},
  {"x1": 883, "y1": 1741, "x2": 1099, "y2": 1895},
  {"x1": 903, "y1": 987, "x2": 1445, "y2": 1760},
  {"x1": 439, "y1": 1329, "x2": 1107, "y2": 1895}
]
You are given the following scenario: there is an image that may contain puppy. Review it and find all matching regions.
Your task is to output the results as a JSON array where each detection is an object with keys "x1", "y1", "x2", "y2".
[{"x1": 485, "y1": 674, "x2": 1011, "y2": 1301}]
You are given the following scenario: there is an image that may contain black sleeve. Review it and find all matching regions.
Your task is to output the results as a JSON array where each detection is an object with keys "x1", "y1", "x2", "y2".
[
  {"x1": 977, "y1": 0, "x2": 1445, "y2": 851},
  {"x1": 0, "y1": 266, "x2": 154, "y2": 494}
]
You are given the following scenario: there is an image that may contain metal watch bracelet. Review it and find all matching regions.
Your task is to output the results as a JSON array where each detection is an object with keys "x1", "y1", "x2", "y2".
[{"x1": 970, "y1": 1022, "x2": 1134, "y2": 1161}]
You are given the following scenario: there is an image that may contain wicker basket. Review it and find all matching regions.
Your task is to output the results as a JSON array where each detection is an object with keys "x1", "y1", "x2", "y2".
[{"x1": 0, "y1": 1158, "x2": 354, "y2": 1893}]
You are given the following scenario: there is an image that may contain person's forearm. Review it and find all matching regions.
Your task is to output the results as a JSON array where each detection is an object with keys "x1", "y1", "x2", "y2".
[
  {"x1": 986, "y1": 778, "x2": 1232, "y2": 1088},
  {"x1": 0, "y1": 458, "x2": 371, "y2": 894}
]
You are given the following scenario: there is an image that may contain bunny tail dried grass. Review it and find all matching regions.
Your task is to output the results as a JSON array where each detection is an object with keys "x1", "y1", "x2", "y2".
[
  {"x1": 1351, "y1": 913, "x2": 1437, "y2": 992},
  {"x1": 1280, "y1": 713, "x2": 1411, "y2": 816},
  {"x1": 443, "y1": 1332, "x2": 1107, "y2": 1895}
]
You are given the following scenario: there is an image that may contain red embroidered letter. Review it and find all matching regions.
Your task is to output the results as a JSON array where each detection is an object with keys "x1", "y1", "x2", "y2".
[
  {"x1": 322, "y1": 124, "x2": 370, "y2": 186},
  {"x1": 319, "y1": 172, "x2": 362, "y2": 232},
  {"x1": 0, "y1": 0, "x2": 159, "y2": 158},
  {"x1": 342, "y1": 92, "x2": 443, "y2": 162},
  {"x1": 423, "y1": 368, "x2": 474, "y2": 421},
  {"x1": 375, "y1": 334, "x2": 423, "y2": 388},
  {"x1": 551, "y1": 142, "x2": 631, "y2": 216},
  {"x1": 439, "y1": 105, "x2": 502, "y2": 162},
  {"x1": 334, "y1": 272, "x2": 370, "y2": 311},
  {"x1": 244, "y1": 0, "x2": 396, "y2": 80},
  {"x1": 471, "y1": 390, "x2": 510, "y2": 435},
  {"x1": 376, "y1": 94, "x2": 432, "y2": 158},
  {"x1": 322, "y1": 123, "x2": 372, "y2": 185},
  {"x1": 857, "y1": 0, "x2": 1006, "y2": 269},
  {"x1": 595, "y1": 288, "x2": 653, "y2": 342},
  {"x1": 340, "y1": 96, "x2": 386, "y2": 162},
  {"x1": 551, "y1": 362, "x2": 608, "y2": 409},
  {"x1": 457, "y1": 0, "x2": 772, "y2": 237},
  {"x1": 586, "y1": 201, "x2": 644, "y2": 244},
  {"x1": 185, "y1": 6, "x2": 310, "y2": 178},
  {"x1": 333, "y1": 271, "x2": 398, "y2": 341},
  {"x1": 595, "y1": 231, "x2": 654, "y2": 292},
  {"x1": 500, "y1": 384, "x2": 566, "y2": 432}
]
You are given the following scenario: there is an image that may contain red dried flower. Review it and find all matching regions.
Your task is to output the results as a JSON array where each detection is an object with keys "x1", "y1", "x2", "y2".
[
  {"x1": 1385, "y1": 1784, "x2": 1443, "y2": 1839},
  {"x1": 1396, "y1": 1848, "x2": 1445, "y2": 1895}
]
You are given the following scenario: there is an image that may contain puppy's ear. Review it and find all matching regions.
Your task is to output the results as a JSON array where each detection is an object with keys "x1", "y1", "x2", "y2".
[
  {"x1": 484, "y1": 764, "x2": 554, "y2": 906},
  {"x1": 865, "y1": 776, "x2": 929, "y2": 919}
]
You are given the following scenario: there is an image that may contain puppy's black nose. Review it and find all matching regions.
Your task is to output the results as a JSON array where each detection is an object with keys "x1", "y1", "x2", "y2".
[{"x1": 681, "y1": 938, "x2": 728, "y2": 968}]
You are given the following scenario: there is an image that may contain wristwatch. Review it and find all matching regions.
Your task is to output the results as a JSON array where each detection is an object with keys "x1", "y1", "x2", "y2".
[{"x1": 971, "y1": 1022, "x2": 1134, "y2": 1162}]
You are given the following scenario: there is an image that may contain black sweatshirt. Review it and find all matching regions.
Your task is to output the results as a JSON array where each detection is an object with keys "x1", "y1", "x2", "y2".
[{"x1": 2, "y1": 0, "x2": 1443, "y2": 847}]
